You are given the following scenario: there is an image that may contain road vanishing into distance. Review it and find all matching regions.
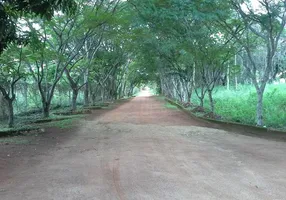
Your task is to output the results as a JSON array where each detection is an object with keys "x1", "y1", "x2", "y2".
[{"x1": 1, "y1": 91, "x2": 286, "y2": 200}]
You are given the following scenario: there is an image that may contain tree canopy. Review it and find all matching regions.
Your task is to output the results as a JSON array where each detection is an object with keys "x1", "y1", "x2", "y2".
[
  {"x1": 0, "y1": 0, "x2": 286, "y2": 128},
  {"x1": 0, "y1": 0, "x2": 76, "y2": 53}
]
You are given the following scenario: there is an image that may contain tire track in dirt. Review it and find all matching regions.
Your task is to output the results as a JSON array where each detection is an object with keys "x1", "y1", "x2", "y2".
[{"x1": 113, "y1": 158, "x2": 125, "y2": 200}]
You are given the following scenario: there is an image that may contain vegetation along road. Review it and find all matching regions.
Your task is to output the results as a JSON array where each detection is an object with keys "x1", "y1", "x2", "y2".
[
  {"x1": 1, "y1": 0, "x2": 286, "y2": 199},
  {"x1": 1, "y1": 93, "x2": 285, "y2": 200}
]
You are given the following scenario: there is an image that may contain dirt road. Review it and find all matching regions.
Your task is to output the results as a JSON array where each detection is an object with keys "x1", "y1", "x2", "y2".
[{"x1": 1, "y1": 95, "x2": 286, "y2": 200}]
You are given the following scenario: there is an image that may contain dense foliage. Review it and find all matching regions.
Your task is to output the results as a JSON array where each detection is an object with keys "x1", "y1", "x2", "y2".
[
  {"x1": 0, "y1": 0, "x2": 286, "y2": 129},
  {"x1": 0, "y1": 0, "x2": 77, "y2": 53}
]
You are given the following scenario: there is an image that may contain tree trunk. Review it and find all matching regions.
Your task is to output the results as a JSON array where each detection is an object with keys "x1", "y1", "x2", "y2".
[
  {"x1": 186, "y1": 81, "x2": 193, "y2": 103},
  {"x1": 68, "y1": 90, "x2": 71, "y2": 105},
  {"x1": 235, "y1": 76, "x2": 238, "y2": 90},
  {"x1": 122, "y1": 81, "x2": 127, "y2": 97},
  {"x1": 101, "y1": 87, "x2": 105, "y2": 102},
  {"x1": 42, "y1": 102, "x2": 50, "y2": 118},
  {"x1": 92, "y1": 93, "x2": 96, "y2": 105},
  {"x1": 71, "y1": 89, "x2": 79, "y2": 111},
  {"x1": 7, "y1": 99, "x2": 14, "y2": 128},
  {"x1": 128, "y1": 84, "x2": 134, "y2": 97},
  {"x1": 227, "y1": 63, "x2": 230, "y2": 90},
  {"x1": 208, "y1": 90, "x2": 214, "y2": 113},
  {"x1": 84, "y1": 70, "x2": 89, "y2": 107},
  {"x1": 160, "y1": 77, "x2": 164, "y2": 95},
  {"x1": 117, "y1": 84, "x2": 122, "y2": 99},
  {"x1": 199, "y1": 97, "x2": 204, "y2": 107},
  {"x1": 256, "y1": 89, "x2": 264, "y2": 126},
  {"x1": 200, "y1": 88, "x2": 205, "y2": 107},
  {"x1": 234, "y1": 54, "x2": 238, "y2": 90},
  {"x1": 0, "y1": 94, "x2": 8, "y2": 120},
  {"x1": 192, "y1": 63, "x2": 196, "y2": 88},
  {"x1": 23, "y1": 82, "x2": 28, "y2": 112}
]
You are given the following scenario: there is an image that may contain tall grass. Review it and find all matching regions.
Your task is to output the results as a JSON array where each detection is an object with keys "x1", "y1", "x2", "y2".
[{"x1": 191, "y1": 84, "x2": 286, "y2": 128}]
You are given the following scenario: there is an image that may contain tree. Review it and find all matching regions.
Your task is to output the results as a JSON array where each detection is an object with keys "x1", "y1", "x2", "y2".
[
  {"x1": 0, "y1": 43, "x2": 26, "y2": 127},
  {"x1": 219, "y1": 0, "x2": 286, "y2": 126},
  {"x1": 128, "y1": 0, "x2": 234, "y2": 110},
  {"x1": 65, "y1": 59, "x2": 86, "y2": 111},
  {"x1": 0, "y1": 0, "x2": 76, "y2": 54},
  {"x1": 27, "y1": 13, "x2": 90, "y2": 117}
]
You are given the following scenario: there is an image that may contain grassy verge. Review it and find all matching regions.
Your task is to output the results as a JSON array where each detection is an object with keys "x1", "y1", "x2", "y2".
[
  {"x1": 191, "y1": 84, "x2": 286, "y2": 129},
  {"x1": 45, "y1": 117, "x2": 83, "y2": 129},
  {"x1": 0, "y1": 136, "x2": 32, "y2": 145},
  {"x1": 0, "y1": 126, "x2": 44, "y2": 145},
  {"x1": 164, "y1": 102, "x2": 179, "y2": 110},
  {"x1": 0, "y1": 126, "x2": 43, "y2": 137}
]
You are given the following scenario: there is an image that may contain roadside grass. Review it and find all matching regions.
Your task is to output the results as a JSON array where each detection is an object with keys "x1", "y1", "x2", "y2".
[
  {"x1": 46, "y1": 117, "x2": 81, "y2": 129},
  {"x1": 164, "y1": 102, "x2": 179, "y2": 110},
  {"x1": 0, "y1": 126, "x2": 42, "y2": 144},
  {"x1": 22, "y1": 114, "x2": 86, "y2": 124},
  {"x1": 191, "y1": 83, "x2": 286, "y2": 128},
  {"x1": 154, "y1": 96, "x2": 178, "y2": 110},
  {"x1": 0, "y1": 136, "x2": 31, "y2": 145},
  {"x1": 0, "y1": 113, "x2": 86, "y2": 140},
  {"x1": 1, "y1": 98, "x2": 115, "y2": 131},
  {"x1": 0, "y1": 100, "x2": 112, "y2": 143}
]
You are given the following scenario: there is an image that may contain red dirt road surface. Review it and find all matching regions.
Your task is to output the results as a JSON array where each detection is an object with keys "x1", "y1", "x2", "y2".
[{"x1": 1, "y1": 93, "x2": 286, "y2": 200}]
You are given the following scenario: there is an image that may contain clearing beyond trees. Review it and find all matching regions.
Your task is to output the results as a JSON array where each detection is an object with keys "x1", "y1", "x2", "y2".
[{"x1": 1, "y1": 93, "x2": 285, "y2": 200}]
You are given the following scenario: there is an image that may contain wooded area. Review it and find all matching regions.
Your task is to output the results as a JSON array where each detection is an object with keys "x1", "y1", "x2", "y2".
[{"x1": 0, "y1": 0, "x2": 286, "y2": 128}]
